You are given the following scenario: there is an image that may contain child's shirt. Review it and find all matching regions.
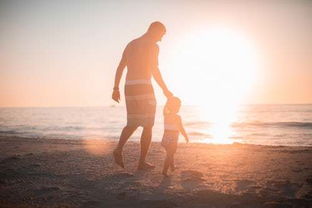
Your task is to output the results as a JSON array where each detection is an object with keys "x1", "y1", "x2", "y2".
[{"x1": 161, "y1": 113, "x2": 180, "y2": 147}]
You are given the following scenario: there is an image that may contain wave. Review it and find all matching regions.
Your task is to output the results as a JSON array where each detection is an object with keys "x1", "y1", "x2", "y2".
[
  {"x1": 232, "y1": 121, "x2": 312, "y2": 128},
  {"x1": 185, "y1": 120, "x2": 312, "y2": 129},
  {"x1": 189, "y1": 131, "x2": 211, "y2": 137},
  {"x1": 41, "y1": 126, "x2": 85, "y2": 131},
  {"x1": 185, "y1": 121, "x2": 211, "y2": 127}
]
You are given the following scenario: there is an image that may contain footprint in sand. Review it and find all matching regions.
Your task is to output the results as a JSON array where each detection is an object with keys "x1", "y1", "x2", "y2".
[
  {"x1": 265, "y1": 180, "x2": 302, "y2": 198},
  {"x1": 108, "y1": 172, "x2": 134, "y2": 180},
  {"x1": 180, "y1": 170, "x2": 204, "y2": 191},
  {"x1": 234, "y1": 180, "x2": 258, "y2": 193},
  {"x1": 33, "y1": 186, "x2": 61, "y2": 195},
  {"x1": 181, "y1": 170, "x2": 204, "y2": 178},
  {"x1": 0, "y1": 155, "x2": 21, "y2": 164},
  {"x1": 306, "y1": 176, "x2": 312, "y2": 185}
]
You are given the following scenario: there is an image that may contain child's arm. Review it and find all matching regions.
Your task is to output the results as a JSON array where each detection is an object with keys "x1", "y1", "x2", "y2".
[{"x1": 177, "y1": 116, "x2": 189, "y2": 143}]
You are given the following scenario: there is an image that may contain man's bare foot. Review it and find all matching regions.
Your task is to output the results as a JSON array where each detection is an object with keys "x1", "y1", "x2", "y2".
[
  {"x1": 137, "y1": 162, "x2": 155, "y2": 170},
  {"x1": 170, "y1": 165, "x2": 175, "y2": 172},
  {"x1": 113, "y1": 149, "x2": 124, "y2": 168}
]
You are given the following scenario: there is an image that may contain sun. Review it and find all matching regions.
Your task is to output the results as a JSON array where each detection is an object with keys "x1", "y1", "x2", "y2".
[{"x1": 167, "y1": 26, "x2": 260, "y2": 144}]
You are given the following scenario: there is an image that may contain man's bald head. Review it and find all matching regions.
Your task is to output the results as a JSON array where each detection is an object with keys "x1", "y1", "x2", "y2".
[
  {"x1": 148, "y1": 21, "x2": 166, "y2": 33},
  {"x1": 146, "y1": 21, "x2": 166, "y2": 42}
]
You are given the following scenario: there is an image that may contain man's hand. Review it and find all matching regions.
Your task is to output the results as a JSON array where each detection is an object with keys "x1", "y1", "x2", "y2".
[
  {"x1": 112, "y1": 90, "x2": 120, "y2": 103},
  {"x1": 163, "y1": 89, "x2": 173, "y2": 98}
]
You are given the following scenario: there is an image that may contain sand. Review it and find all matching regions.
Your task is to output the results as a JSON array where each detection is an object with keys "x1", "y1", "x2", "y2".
[{"x1": 0, "y1": 136, "x2": 312, "y2": 208}]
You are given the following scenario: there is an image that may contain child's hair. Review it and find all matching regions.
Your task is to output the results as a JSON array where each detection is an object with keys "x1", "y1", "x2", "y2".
[{"x1": 164, "y1": 96, "x2": 181, "y2": 115}]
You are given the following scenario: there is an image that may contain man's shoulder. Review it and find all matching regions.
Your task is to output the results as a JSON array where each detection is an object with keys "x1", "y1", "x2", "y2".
[
  {"x1": 123, "y1": 39, "x2": 140, "y2": 54},
  {"x1": 127, "y1": 39, "x2": 137, "y2": 48},
  {"x1": 129, "y1": 37, "x2": 140, "y2": 44},
  {"x1": 127, "y1": 37, "x2": 158, "y2": 51}
]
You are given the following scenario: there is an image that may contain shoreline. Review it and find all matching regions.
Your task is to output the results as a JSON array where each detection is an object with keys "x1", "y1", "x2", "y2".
[
  {"x1": 1, "y1": 135, "x2": 311, "y2": 149},
  {"x1": 1, "y1": 135, "x2": 312, "y2": 207}
]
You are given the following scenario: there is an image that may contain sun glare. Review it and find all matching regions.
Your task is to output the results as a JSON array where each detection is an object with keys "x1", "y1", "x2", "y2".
[{"x1": 169, "y1": 27, "x2": 260, "y2": 144}]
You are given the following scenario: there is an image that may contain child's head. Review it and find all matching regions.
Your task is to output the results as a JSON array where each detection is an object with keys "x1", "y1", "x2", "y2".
[{"x1": 164, "y1": 96, "x2": 181, "y2": 114}]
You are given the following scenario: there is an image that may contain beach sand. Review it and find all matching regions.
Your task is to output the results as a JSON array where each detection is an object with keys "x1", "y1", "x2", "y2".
[{"x1": 0, "y1": 136, "x2": 312, "y2": 208}]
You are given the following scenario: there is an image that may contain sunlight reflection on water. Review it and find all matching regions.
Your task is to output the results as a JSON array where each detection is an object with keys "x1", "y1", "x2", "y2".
[{"x1": 197, "y1": 103, "x2": 241, "y2": 144}]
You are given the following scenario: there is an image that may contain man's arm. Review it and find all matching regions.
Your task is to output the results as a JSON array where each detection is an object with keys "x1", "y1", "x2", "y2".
[
  {"x1": 112, "y1": 47, "x2": 127, "y2": 103},
  {"x1": 152, "y1": 67, "x2": 172, "y2": 97},
  {"x1": 151, "y1": 45, "x2": 173, "y2": 98}
]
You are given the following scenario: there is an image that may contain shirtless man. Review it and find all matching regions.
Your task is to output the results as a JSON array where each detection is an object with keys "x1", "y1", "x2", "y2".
[{"x1": 112, "y1": 21, "x2": 172, "y2": 170}]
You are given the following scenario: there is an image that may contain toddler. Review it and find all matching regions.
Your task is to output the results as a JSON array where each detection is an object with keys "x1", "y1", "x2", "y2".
[{"x1": 161, "y1": 97, "x2": 189, "y2": 176}]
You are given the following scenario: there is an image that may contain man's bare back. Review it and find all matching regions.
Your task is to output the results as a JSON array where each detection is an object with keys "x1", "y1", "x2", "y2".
[{"x1": 124, "y1": 36, "x2": 159, "y2": 81}]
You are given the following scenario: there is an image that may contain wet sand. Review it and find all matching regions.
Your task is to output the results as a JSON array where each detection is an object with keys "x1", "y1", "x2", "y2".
[{"x1": 0, "y1": 136, "x2": 312, "y2": 208}]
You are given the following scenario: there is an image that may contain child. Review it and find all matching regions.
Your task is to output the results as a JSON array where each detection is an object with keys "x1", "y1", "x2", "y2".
[{"x1": 161, "y1": 97, "x2": 189, "y2": 176}]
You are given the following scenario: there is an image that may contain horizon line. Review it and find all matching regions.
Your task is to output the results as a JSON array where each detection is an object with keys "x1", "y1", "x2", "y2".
[{"x1": 1, "y1": 103, "x2": 312, "y2": 108}]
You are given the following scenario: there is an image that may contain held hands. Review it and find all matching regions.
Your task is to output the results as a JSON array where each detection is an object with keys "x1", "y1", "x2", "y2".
[
  {"x1": 163, "y1": 88, "x2": 173, "y2": 98},
  {"x1": 112, "y1": 89, "x2": 120, "y2": 103}
]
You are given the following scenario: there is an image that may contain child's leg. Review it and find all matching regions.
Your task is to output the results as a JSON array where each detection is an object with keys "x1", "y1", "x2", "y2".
[
  {"x1": 162, "y1": 151, "x2": 170, "y2": 176},
  {"x1": 169, "y1": 155, "x2": 175, "y2": 171},
  {"x1": 163, "y1": 151, "x2": 174, "y2": 176},
  {"x1": 169, "y1": 144, "x2": 177, "y2": 171}
]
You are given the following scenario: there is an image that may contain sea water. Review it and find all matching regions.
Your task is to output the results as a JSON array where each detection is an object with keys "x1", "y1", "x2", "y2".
[{"x1": 0, "y1": 105, "x2": 311, "y2": 146}]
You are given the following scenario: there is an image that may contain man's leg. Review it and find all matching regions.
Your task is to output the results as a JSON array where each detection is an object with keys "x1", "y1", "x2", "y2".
[
  {"x1": 138, "y1": 126, "x2": 154, "y2": 170},
  {"x1": 113, "y1": 125, "x2": 138, "y2": 168},
  {"x1": 116, "y1": 125, "x2": 138, "y2": 150}
]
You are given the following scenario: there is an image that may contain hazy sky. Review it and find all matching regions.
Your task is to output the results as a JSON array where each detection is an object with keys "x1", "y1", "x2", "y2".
[{"x1": 1, "y1": 0, "x2": 311, "y2": 107}]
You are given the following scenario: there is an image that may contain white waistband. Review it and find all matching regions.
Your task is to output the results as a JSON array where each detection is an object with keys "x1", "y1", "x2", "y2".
[
  {"x1": 125, "y1": 94, "x2": 155, "y2": 100},
  {"x1": 126, "y1": 79, "x2": 151, "y2": 85}
]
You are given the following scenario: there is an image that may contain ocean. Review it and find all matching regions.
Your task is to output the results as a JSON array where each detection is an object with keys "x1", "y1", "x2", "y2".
[{"x1": 0, "y1": 105, "x2": 311, "y2": 146}]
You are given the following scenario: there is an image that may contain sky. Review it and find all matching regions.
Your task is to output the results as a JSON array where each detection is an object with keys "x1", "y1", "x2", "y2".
[{"x1": 1, "y1": 0, "x2": 312, "y2": 107}]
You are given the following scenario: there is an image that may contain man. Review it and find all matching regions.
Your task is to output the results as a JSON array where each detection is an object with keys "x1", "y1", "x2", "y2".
[{"x1": 112, "y1": 21, "x2": 172, "y2": 170}]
